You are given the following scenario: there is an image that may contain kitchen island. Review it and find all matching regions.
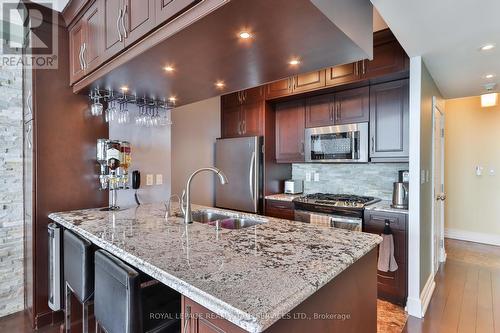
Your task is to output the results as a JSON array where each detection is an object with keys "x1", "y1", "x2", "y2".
[{"x1": 49, "y1": 203, "x2": 381, "y2": 333}]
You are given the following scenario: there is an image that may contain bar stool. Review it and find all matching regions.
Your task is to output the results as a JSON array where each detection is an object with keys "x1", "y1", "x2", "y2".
[
  {"x1": 63, "y1": 230, "x2": 94, "y2": 333},
  {"x1": 94, "y1": 250, "x2": 181, "y2": 333}
]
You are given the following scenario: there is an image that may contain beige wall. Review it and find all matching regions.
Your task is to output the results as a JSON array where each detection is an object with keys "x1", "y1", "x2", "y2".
[
  {"x1": 171, "y1": 97, "x2": 221, "y2": 206},
  {"x1": 445, "y1": 96, "x2": 500, "y2": 237}
]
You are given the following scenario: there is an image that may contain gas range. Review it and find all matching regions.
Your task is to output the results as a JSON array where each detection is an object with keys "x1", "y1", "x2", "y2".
[{"x1": 293, "y1": 193, "x2": 380, "y2": 218}]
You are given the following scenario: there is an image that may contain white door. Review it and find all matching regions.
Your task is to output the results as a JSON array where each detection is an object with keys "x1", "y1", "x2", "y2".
[{"x1": 432, "y1": 97, "x2": 446, "y2": 275}]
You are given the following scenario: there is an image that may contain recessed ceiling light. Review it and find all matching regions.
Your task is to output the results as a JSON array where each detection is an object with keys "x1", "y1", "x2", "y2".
[
  {"x1": 239, "y1": 31, "x2": 252, "y2": 39},
  {"x1": 164, "y1": 65, "x2": 175, "y2": 72},
  {"x1": 215, "y1": 81, "x2": 225, "y2": 89},
  {"x1": 289, "y1": 59, "x2": 301, "y2": 66},
  {"x1": 480, "y1": 43, "x2": 495, "y2": 51},
  {"x1": 168, "y1": 96, "x2": 177, "y2": 103},
  {"x1": 485, "y1": 74, "x2": 495, "y2": 79},
  {"x1": 120, "y1": 86, "x2": 129, "y2": 92},
  {"x1": 481, "y1": 93, "x2": 498, "y2": 107}
]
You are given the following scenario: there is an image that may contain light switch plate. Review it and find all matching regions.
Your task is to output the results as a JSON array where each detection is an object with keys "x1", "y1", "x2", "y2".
[
  {"x1": 420, "y1": 170, "x2": 425, "y2": 184},
  {"x1": 156, "y1": 174, "x2": 163, "y2": 185},
  {"x1": 146, "y1": 174, "x2": 154, "y2": 186},
  {"x1": 305, "y1": 172, "x2": 311, "y2": 182},
  {"x1": 314, "y1": 172, "x2": 320, "y2": 182}
]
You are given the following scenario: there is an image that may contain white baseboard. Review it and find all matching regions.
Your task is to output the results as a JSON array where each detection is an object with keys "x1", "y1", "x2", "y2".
[
  {"x1": 445, "y1": 228, "x2": 500, "y2": 246},
  {"x1": 420, "y1": 274, "x2": 436, "y2": 317},
  {"x1": 405, "y1": 274, "x2": 436, "y2": 318}
]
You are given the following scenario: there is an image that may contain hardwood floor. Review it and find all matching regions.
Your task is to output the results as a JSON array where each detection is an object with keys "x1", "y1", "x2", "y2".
[
  {"x1": 0, "y1": 311, "x2": 60, "y2": 333},
  {"x1": 403, "y1": 239, "x2": 500, "y2": 333}
]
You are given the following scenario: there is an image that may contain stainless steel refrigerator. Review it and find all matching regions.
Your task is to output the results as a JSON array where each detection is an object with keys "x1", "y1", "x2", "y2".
[{"x1": 215, "y1": 136, "x2": 262, "y2": 213}]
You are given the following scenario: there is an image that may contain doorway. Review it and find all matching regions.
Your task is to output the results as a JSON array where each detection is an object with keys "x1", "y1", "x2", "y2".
[{"x1": 432, "y1": 96, "x2": 446, "y2": 275}]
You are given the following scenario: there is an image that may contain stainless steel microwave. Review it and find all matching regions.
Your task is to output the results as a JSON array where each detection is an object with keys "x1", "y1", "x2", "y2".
[{"x1": 305, "y1": 123, "x2": 368, "y2": 163}]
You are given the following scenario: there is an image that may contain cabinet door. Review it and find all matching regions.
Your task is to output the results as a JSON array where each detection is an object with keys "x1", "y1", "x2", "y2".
[
  {"x1": 241, "y1": 101, "x2": 263, "y2": 136},
  {"x1": 221, "y1": 105, "x2": 241, "y2": 138},
  {"x1": 333, "y1": 86, "x2": 369, "y2": 125},
  {"x1": 222, "y1": 91, "x2": 242, "y2": 108},
  {"x1": 275, "y1": 100, "x2": 305, "y2": 163},
  {"x1": 69, "y1": 19, "x2": 85, "y2": 84},
  {"x1": 363, "y1": 211, "x2": 407, "y2": 305},
  {"x1": 326, "y1": 62, "x2": 360, "y2": 86},
  {"x1": 156, "y1": 0, "x2": 197, "y2": 26},
  {"x1": 241, "y1": 86, "x2": 264, "y2": 104},
  {"x1": 369, "y1": 79, "x2": 409, "y2": 160},
  {"x1": 293, "y1": 70, "x2": 325, "y2": 93},
  {"x1": 361, "y1": 40, "x2": 406, "y2": 79},
  {"x1": 305, "y1": 93, "x2": 334, "y2": 128},
  {"x1": 266, "y1": 78, "x2": 292, "y2": 99},
  {"x1": 265, "y1": 200, "x2": 295, "y2": 220},
  {"x1": 102, "y1": 0, "x2": 125, "y2": 61},
  {"x1": 123, "y1": 0, "x2": 156, "y2": 46},
  {"x1": 82, "y1": 0, "x2": 102, "y2": 73}
]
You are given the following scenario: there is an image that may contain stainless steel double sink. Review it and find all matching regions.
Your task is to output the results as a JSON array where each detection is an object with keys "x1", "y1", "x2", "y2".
[{"x1": 190, "y1": 210, "x2": 268, "y2": 230}]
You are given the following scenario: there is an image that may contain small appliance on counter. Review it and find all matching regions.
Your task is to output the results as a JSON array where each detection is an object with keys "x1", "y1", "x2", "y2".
[
  {"x1": 96, "y1": 139, "x2": 132, "y2": 211},
  {"x1": 391, "y1": 170, "x2": 409, "y2": 209},
  {"x1": 284, "y1": 179, "x2": 303, "y2": 194}
]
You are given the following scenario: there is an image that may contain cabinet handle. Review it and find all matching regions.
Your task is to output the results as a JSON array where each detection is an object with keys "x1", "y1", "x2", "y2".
[
  {"x1": 355, "y1": 62, "x2": 359, "y2": 76},
  {"x1": 371, "y1": 136, "x2": 375, "y2": 153},
  {"x1": 78, "y1": 44, "x2": 84, "y2": 70},
  {"x1": 183, "y1": 304, "x2": 191, "y2": 333},
  {"x1": 336, "y1": 101, "x2": 341, "y2": 121},
  {"x1": 237, "y1": 121, "x2": 241, "y2": 135},
  {"x1": 242, "y1": 120, "x2": 246, "y2": 134},
  {"x1": 300, "y1": 141, "x2": 305, "y2": 155},
  {"x1": 121, "y1": 4, "x2": 128, "y2": 39},
  {"x1": 362, "y1": 60, "x2": 366, "y2": 75},
  {"x1": 26, "y1": 91, "x2": 32, "y2": 118},
  {"x1": 26, "y1": 123, "x2": 32, "y2": 149},
  {"x1": 117, "y1": 8, "x2": 123, "y2": 42},
  {"x1": 288, "y1": 78, "x2": 291, "y2": 92},
  {"x1": 82, "y1": 42, "x2": 87, "y2": 69}
]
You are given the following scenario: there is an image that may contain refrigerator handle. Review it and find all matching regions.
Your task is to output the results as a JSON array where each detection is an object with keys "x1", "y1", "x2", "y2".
[{"x1": 249, "y1": 151, "x2": 256, "y2": 201}]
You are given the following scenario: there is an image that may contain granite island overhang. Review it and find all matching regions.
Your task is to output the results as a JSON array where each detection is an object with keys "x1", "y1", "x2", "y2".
[{"x1": 49, "y1": 203, "x2": 382, "y2": 333}]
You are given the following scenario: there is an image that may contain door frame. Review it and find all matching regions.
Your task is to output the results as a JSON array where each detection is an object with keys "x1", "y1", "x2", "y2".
[{"x1": 431, "y1": 96, "x2": 446, "y2": 276}]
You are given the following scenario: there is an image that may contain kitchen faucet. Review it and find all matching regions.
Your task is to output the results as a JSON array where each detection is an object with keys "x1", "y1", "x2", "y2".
[
  {"x1": 183, "y1": 167, "x2": 228, "y2": 224},
  {"x1": 165, "y1": 194, "x2": 182, "y2": 219}
]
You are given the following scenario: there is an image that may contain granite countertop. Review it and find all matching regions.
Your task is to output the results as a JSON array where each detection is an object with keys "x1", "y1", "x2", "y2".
[
  {"x1": 49, "y1": 203, "x2": 381, "y2": 333},
  {"x1": 264, "y1": 193, "x2": 303, "y2": 202},
  {"x1": 365, "y1": 200, "x2": 408, "y2": 215}
]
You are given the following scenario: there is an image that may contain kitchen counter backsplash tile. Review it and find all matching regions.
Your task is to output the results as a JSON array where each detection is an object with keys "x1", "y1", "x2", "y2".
[{"x1": 292, "y1": 163, "x2": 409, "y2": 200}]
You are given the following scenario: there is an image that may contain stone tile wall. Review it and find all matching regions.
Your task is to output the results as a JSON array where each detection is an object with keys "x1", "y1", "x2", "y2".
[
  {"x1": 292, "y1": 163, "x2": 409, "y2": 200},
  {"x1": 0, "y1": 64, "x2": 24, "y2": 317}
]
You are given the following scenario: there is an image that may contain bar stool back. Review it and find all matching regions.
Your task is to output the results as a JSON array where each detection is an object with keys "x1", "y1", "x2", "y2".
[
  {"x1": 94, "y1": 250, "x2": 180, "y2": 333},
  {"x1": 63, "y1": 230, "x2": 94, "y2": 333}
]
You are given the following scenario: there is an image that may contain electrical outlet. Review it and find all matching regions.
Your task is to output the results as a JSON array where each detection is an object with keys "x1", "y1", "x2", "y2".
[
  {"x1": 156, "y1": 174, "x2": 163, "y2": 185},
  {"x1": 305, "y1": 172, "x2": 311, "y2": 182},
  {"x1": 489, "y1": 168, "x2": 495, "y2": 176},
  {"x1": 420, "y1": 170, "x2": 425, "y2": 184},
  {"x1": 314, "y1": 172, "x2": 320, "y2": 182},
  {"x1": 146, "y1": 174, "x2": 154, "y2": 186}
]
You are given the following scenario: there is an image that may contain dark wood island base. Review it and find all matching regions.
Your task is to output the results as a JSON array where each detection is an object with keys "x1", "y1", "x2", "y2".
[{"x1": 182, "y1": 248, "x2": 377, "y2": 333}]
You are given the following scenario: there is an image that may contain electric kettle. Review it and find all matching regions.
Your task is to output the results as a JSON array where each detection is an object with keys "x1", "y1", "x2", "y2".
[{"x1": 391, "y1": 182, "x2": 409, "y2": 209}]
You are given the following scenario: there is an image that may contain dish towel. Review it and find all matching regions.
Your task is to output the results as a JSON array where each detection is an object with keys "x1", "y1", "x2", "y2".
[
  {"x1": 310, "y1": 213, "x2": 331, "y2": 227},
  {"x1": 377, "y1": 234, "x2": 398, "y2": 272}
]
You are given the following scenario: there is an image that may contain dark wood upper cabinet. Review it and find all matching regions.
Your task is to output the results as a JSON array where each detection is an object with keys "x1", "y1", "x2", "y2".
[
  {"x1": 369, "y1": 79, "x2": 409, "y2": 161},
  {"x1": 82, "y1": 0, "x2": 102, "y2": 72},
  {"x1": 69, "y1": 19, "x2": 85, "y2": 83},
  {"x1": 221, "y1": 86, "x2": 264, "y2": 138},
  {"x1": 293, "y1": 70, "x2": 326, "y2": 93},
  {"x1": 326, "y1": 62, "x2": 360, "y2": 86},
  {"x1": 123, "y1": 0, "x2": 156, "y2": 46},
  {"x1": 275, "y1": 99, "x2": 305, "y2": 163},
  {"x1": 333, "y1": 86, "x2": 369, "y2": 125},
  {"x1": 361, "y1": 38, "x2": 407, "y2": 79},
  {"x1": 266, "y1": 78, "x2": 293, "y2": 99},
  {"x1": 156, "y1": 0, "x2": 197, "y2": 26},
  {"x1": 102, "y1": 0, "x2": 125, "y2": 61},
  {"x1": 305, "y1": 93, "x2": 334, "y2": 128}
]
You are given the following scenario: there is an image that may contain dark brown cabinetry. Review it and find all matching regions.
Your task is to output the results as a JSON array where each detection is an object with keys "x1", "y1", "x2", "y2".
[
  {"x1": 101, "y1": 0, "x2": 124, "y2": 61},
  {"x1": 334, "y1": 86, "x2": 369, "y2": 125},
  {"x1": 266, "y1": 78, "x2": 293, "y2": 99},
  {"x1": 326, "y1": 62, "x2": 361, "y2": 86},
  {"x1": 369, "y1": 79, "x2": 409, "y2": 161},
  {"x1": 265, "y1": 200, "x2": 295, "y2": 220},
  {"x1": 362, "y1": 34, "x2": 407, "y2": 80},
  {"x1": 221, "y1": 87, "x2": 264, "y2": 138},
  {"x1": 304, "y1": 86, "x2": 369, "y2": 128},
  {"x1": 156, "y1": 0, "x2": 197, "y2": 26},
  {"x1": 69, "y1": 19, "x2": 86, "y2": 83},
  {"x1": 293, "y1": 70, "x2": 326, "y2": 93},
  {"x1": 275, "y1": 100, "x2": 305, "y2": 163},
  {"x1": 363, "y1": 210, "x2": 408, "y2": 305},
  {"x1": 123, "y1": 0, "x2": 156, "y2": 46}
]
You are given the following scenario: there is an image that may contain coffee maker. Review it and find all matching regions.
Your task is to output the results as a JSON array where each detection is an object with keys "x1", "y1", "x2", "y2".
[
  {"x1": 96, "y1": 139, "x2": 131, "y2": 210},
  {"x1": 391, "y1": 170, "x2": 409, "y2": 209}
]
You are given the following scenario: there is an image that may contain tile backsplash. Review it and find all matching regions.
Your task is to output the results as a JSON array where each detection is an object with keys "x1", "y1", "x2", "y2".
[{"x1": 292, "y1": 163, "x2": 409, "y2": 200}]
